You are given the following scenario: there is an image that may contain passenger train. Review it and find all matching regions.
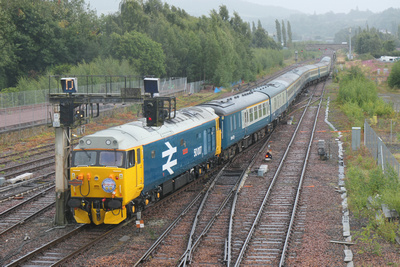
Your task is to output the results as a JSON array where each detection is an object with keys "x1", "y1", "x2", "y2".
[{"x1": 67, "y1": 56, "x2": 332, "y2": 224}]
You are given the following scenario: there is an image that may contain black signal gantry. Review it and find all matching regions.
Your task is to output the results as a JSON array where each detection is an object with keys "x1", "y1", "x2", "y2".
[
  {"x1": 143, "y1": 97, "x2": 176, "y2": 127},
  {"x1": 142, "y1": 77, "x2": 176, "y2": 127}
]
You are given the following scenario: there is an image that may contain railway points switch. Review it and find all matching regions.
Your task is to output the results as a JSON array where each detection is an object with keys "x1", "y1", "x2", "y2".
[{"x1": 258, "y1": 165, "x2": 268, "y2": 177}]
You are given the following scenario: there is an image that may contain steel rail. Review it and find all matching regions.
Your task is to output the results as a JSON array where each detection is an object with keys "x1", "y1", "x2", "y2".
[
  {"x1": 0, "y1": 201, "x2": 55, "y2": 237},
  {"x1": 0, "y1": 185, "x2": 55, "y2": 217},
  {"x1": 233, "y1": 83, "x2": 320, "y2": 267},
  {"x1": 178, "y1": 168, "x2": 244, "y2": 267},
  {"x1": 132, "y1": 163, "x2": 229, "y2": 267},
  {"x1": 226, "y1": 131, "x2": 274, "y2": 267},
  {"x1": 279, "y1": 81, "x2": 327, "y2": 267}
]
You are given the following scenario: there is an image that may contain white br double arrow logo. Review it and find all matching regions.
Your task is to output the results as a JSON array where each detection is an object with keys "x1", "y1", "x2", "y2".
[{"x1": 162, "y1": 142, "x2": 177, "y2": 175}]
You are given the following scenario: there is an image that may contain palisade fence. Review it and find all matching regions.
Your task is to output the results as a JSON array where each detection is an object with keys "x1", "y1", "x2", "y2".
[
  {"x1": 0, "y1": 77, "x2": 205, "y2": 132},
  {"x1": 364, "y1": 120, "x2": 400, "y2": 177}
]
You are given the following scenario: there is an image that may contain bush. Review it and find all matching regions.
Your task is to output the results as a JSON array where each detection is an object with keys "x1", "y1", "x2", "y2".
[
  {"x1": 388, "y1": 60, "x2": 400, "y2": 89},
  {"x1": 338, "y1": 66, "x2": 393, "y2": 117},
  {"x1": 341, "y1": 102, "x2": 365, "y2": 126}
]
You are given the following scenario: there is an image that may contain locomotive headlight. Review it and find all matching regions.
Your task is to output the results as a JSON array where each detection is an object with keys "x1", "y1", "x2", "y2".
[
  {"x1": 102, "y1": 178, "x2": 116, "y2": 193},
  {"x1": 86, "y1": 139, "x2": 92, "y2": 145},
  {"x1": 105, "y1": 139, "x2": 111, "y2": 145}
]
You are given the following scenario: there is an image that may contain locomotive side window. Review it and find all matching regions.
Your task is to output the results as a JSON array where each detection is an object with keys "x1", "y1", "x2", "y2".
[
  {"x1": 73, "y1": 151, "x2": 97, "y2": 166},
  {"x1": 212, "y1": 127, "x2": 216, "y2": 150},
  {"x1": 137, "y1": 149, "x2": 141, "y2": 164},
  {"x1": 207, "y1": 128, "x2": 212, "y2": 153},
  {"x1": 127, "y1": 150, "x2": 135, "y2": 168},
  {"x1": 180, "y1": 138, "x2": 186, "y2": 147},
  {"x1": 99, "y1": 151, "x2": 124, "y2": 167}
]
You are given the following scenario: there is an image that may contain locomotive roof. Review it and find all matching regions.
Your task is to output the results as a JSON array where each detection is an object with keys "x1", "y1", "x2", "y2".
[{"x1": 75, "y1": 106, "x2": 218, "y2": 151}]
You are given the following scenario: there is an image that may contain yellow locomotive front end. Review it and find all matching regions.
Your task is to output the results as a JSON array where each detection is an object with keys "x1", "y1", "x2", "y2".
[{"x1": 68, "y1": 136, "x2": 144, "y2": 225}]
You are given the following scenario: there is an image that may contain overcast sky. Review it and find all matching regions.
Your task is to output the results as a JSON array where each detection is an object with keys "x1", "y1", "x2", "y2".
[{"x1": 87, "y1": 0, "x2": 398, "y2": 16}]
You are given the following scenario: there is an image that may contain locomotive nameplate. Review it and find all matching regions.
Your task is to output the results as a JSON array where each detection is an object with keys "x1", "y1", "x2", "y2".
[{"x1": 69, "y1": 179, "x2": 83, "y2": 186}]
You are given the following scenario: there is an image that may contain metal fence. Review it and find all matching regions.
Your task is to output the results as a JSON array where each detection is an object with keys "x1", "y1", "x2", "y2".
[
  {"x1": 0, "y1": 77, "x2": 206, "y2": 132},
  {"x1": 364, "y1": 120, "x2": 400, "y2": 176}
]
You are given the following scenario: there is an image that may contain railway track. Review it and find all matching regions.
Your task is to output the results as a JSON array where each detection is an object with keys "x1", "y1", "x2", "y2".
[
  {"x1": 1, "y1": 167, "x2": 214, "y2": 266},
  {"x1": 0, "y1": 143, "x2": 54, "y2": 166},
  {"x1": 134, "y1": 128, "x2": 272, "y2": 266},
  {"x1": 132, "y1": 78, "x2": 327, "y2": 266},
  {"x1": 1, "y1": 155, "x2": 55, "y2": 180},
  {"x1": 0, "y1": 174, "x2": 54, "y2": 204},
  {"x1": 4, "y1": 224, "x2": 117, "y2": 267},
  {"x1": 230, "y1": 80, "x2": 327, "y2": 266},
  {"x1": 0, "y1": 185, "x2": 55, "y2": 237}
]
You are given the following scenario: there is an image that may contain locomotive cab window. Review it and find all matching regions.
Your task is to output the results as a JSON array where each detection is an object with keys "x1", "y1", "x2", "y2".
[
  {"x1": 99, "y1": 151, "x2": 124, "y2": 167},
  {"x1": 73, "y1": 150, "x2": 97, "y2": 167}
]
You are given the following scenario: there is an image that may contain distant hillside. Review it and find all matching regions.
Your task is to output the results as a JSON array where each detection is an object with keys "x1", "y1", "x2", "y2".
[
  {"x1": 164, "y1": 0, "x2": 400, "y2": 41},
  {"x1": 286, "y1": 8, "x2": 400, "y2": 41},
  {"x1": 165, "y1": 0, "x2": 301, "y2": 18}
]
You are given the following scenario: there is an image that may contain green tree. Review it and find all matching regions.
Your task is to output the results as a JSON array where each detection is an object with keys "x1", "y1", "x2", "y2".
[
  {"x1": 275, "y1": 19, "x2": 281, "y2": 45},
  {"x1": 388, "y1": 61, "x2": 400, "y2": 89},
  {"x1": 110, "y1": 31, "x2": 166, "y2": 77},
  {"x1": 219, "y1": 5, "x2": 229, "y2": 21},
  {"x1": 383, "y1": 40, "x2": 396, "y2": 52},
  {"x1": 355, "y1": 30, "x2": 382, "y2": 54},
  {"x1": 281, "y1": 20, "x2": 287, "y2": 47},
  {"x1": 287, "y1": 21, "x2": 292, "y2": 47},
  {"x1": 119, "y1": 0, "x2": 150, "y2": 32},
  {"x1": 0, "y1": 0, "x2": 100, "y2": 89},
  {"x1": 0, "y1": 1, "x2": 17, "y2": 88}
]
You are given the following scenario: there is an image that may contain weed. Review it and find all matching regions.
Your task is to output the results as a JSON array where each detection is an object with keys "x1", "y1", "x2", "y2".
[{"x1": 354, "y1": 223, "x2": 382, "y2": 255}]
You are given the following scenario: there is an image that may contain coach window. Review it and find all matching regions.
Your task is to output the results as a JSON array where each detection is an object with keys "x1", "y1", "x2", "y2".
[
  {"x1": 263, "y1": 103, "x2": 266, "y2": 116},
  {"x1": 258, "y1": 105, "x2": 262, "y2": 118},
  {"x1": 233, "y1": 115, "x2": 237, "y2": 130},
  {"x1": 230, "y1": 117, "x2": 233, "y2": 131},
  {"x1": 250, "y1": 108, "x2": 253, "y2": 122},
  {"x1": 254, "y1": 107, "x2": 258, "y2": 120},
  {"x1": 127, "y1": 150, "x2": 135, "y2": 168}
]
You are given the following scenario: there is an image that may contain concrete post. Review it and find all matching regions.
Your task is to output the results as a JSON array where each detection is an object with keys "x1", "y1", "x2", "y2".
[
  {"x1": 352, "y1": 127, "x2": 361, "y2": 151},
  {"x1": 55, "y1": 126, "x2": 70, "y2": 225}
]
